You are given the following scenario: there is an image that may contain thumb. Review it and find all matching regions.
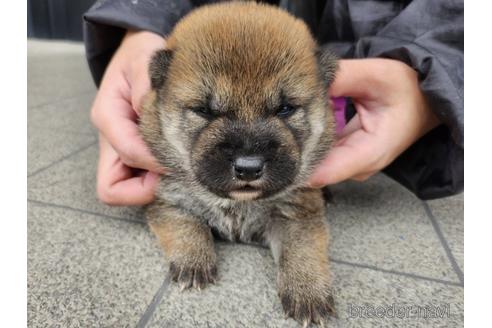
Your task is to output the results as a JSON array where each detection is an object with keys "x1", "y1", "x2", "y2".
[
  {"x1": 131, "y1": 67, "x2": 152, "y2": 116},
  {"x1": 308, "y1": 131, "x2": 374, "y2": 186}
]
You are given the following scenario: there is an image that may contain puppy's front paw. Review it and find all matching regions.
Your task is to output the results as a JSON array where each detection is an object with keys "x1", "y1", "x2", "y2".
[
  {"x1": 278, "y1": 270, "x2": 336, "y2": 327},
  {"x1": 169, "y1": 260, "x2": 217, "y2": 291}
]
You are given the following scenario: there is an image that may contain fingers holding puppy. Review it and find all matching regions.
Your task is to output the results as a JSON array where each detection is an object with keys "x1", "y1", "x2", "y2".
[{"x1": 90, "y1": 30, "x2": 167, "y2": 205}]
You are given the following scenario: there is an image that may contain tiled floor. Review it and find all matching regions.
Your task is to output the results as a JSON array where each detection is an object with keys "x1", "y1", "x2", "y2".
[{"x1": 27, "y1": 40, "x2": 464, "y2": 328}]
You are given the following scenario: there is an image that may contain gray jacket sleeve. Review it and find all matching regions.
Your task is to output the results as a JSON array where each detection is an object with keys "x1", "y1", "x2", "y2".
[{"x1": 83, "y1": 0, "x2": 194, "y2": 86}]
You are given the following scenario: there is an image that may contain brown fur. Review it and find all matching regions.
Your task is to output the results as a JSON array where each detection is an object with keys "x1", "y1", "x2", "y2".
[{"x1": 139, "y1": 2, "x2": 337, "y2": 326}]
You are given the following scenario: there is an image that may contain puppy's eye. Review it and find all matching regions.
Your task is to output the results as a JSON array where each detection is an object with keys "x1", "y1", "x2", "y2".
[
  {"x1": 191, "y1": 106, "x2": 214, "y2": 119},
  {"x1": 276, "y1": 104, "x2": 297, "y2": 118}
]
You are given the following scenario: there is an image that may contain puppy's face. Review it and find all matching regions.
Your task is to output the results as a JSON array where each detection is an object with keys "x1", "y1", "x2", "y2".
[{"x1": 142, "y1": 3, "x2": 336, "y2": 201}]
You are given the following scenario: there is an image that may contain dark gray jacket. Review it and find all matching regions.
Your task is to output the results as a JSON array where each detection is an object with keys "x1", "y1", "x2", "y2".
[{"x1": 83, "y1": 0, "x2": 464, "y2": 200}]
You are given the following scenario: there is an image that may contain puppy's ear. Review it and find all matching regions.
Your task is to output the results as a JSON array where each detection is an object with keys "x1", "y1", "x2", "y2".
[
  {"x1": 316, "y1": 46, "x2": 338, "y2": 87},
  {"x1": 149, "y1": 49, "x2": 173, "y2": 90}
]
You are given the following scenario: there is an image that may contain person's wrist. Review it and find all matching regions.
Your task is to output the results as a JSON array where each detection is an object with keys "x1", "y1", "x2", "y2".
[
  {"x1": 126, "y1": 30, "x2": 165, "y2": 57},
  {"x1": 420, "y1": 97, "x2": 440, "y2": 135},
  {"x1": 123, "y1": 29, "x2": 165, "y2": 47},
  {"x1": 117, "y1": 30, "x2": 166, "y2": 71}
]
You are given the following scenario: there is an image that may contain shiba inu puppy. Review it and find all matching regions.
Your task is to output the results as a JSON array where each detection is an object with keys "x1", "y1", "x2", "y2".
[{"x1": 140, "y1": 2, "x2": 337, "y2": 326}]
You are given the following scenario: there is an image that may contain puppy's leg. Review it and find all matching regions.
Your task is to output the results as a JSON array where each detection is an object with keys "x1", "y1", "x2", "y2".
[
  {"x1": 268, "y1": 191, "x2": 335, "y2": 326},
  {"x1": 146, "y1": 200, "x2": 217, "y2": 290}
]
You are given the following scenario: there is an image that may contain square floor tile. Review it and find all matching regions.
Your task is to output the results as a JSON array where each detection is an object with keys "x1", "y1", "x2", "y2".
[
  {"x1": 28, "y1": 92, "x2": 96, "y2": 137},
  {"x1": 329, "y1": 263, "x2": 463, "y2": 327},
  {"x1": 27, "y1": 127, "x2": 96, "y2": 176},
  {"x1": 28, "y1": 40, "x2": 96, "y2": 108},
  {"x1": 326, "y1": 174, "x2": 458, "y2": 282},
  {"x1": 28, "y1": 92, "x2": 97, "y2": 176},
  {"x1": 28, "y1": 202, "x2": 167, "y2": 327},
  {"x1": 426, "y1": 194, "x2": 464, "y2": 274},
  {"x1": 28, "y1": 145, "x2": 144, "y2": 222}
]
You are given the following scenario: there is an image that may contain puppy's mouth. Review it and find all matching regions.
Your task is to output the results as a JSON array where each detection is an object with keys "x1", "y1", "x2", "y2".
[{"x1": 229, "y1": 184, "x2": 263, "y2": 201}]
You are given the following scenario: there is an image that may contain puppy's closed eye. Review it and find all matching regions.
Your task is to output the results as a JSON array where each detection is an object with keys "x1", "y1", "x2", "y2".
[
  {"x1": 190, "y1": 106, "x2": 217, "y2": 120},
  {"x1": 276, "y1": 103, "x2": 298, "y2": 119}
]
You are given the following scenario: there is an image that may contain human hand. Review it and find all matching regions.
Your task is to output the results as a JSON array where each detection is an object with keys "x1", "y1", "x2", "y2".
[
  {"x1": 309, "y1": 58, "x2": 440, "y2": 187},
  {"x1": 90, "y1": 30, "x2": 166, "y2": 205}
]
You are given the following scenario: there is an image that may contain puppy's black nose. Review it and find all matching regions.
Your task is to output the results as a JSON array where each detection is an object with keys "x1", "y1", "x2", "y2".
[{"x1": 233, "y1": 156, "x2": 265, "y2": 181}]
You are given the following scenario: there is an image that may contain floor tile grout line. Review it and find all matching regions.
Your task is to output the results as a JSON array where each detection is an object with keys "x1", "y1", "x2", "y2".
[
  {"x1": 27, "y1": 199, "x2": 145, "y2": 225},
  {"x1": 136, "y1": 274, "x2": 172, "y2": 328},
  {"x1": 422, "y1": 201, "x2": 464, "y2": 285},
  {"x1": 330, "y1": 258, "x2": 463, "y2": 287},
  {"x1": 239, "y1": 242, "x2": 463, "y2": 287},
  {"x1": 27, "y1": 140, "x2": 97, "y2": 178}
]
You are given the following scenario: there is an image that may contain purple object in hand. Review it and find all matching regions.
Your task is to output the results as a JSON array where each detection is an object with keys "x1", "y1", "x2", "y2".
[{"x1": 331, "y1": 97, "x2": 346, "y2": 135}]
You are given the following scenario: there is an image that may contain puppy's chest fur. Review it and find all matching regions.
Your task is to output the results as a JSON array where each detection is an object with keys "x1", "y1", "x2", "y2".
[
  {"x1": 156, "y1": 176, "x2": 281, "y2": 245},
  {"x1": 207, "y1": 202, "x2": 269, "y2": 244}
]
